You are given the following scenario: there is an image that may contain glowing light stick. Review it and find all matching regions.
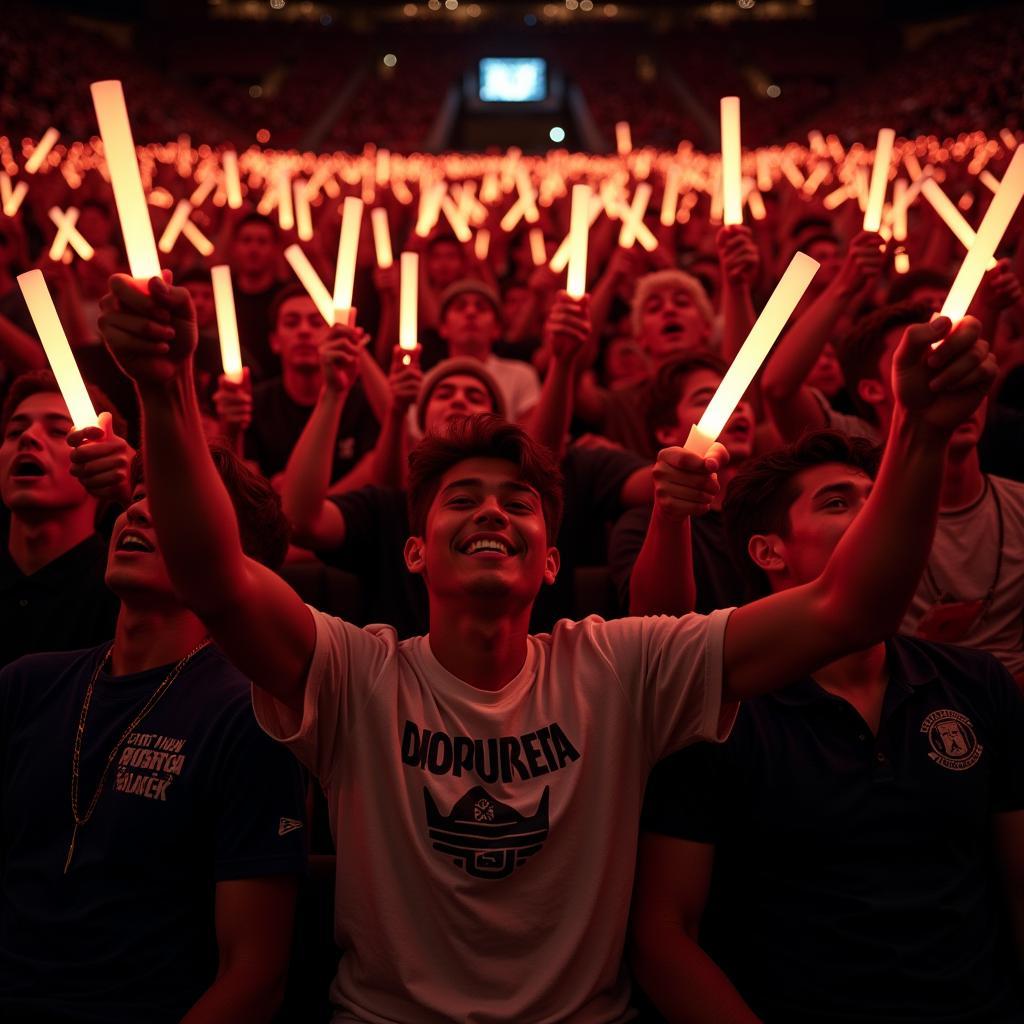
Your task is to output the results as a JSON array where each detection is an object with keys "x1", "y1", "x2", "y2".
[
  {"x1": 371, "y1": 207, "x2": 393, "y2": 268},
  {"x1": 441, "y1": 194, "x2": 473, "y2": 242},
  {"x1": 284, "y1": 244, "x2": 335, "y2": 325},
  {"x1": 222, "y1": 150, "x2": 242, "y2": 208},
  {"x1": 211, "y1": 265, "x2": 244, "y2": 384},
  {"x1": 618, "y1": 183, "x2": 651, "y2": 247},
  {"x1": 0, "y1": 174, "x2": 28, "y2": 216},
  {"x1": 474, "y1": 228, "x2": 491, "y2": 262},
  {"x1": 939, "y1": 146, "x2": 1024, "y2": 323},
  {"x1": 276, "y1": 167, "x2": 295, "y2": 231},
  {"x1": 17, "y1": 270, "x2": 98, "y2": 430},
  {"x1": 529, "y1": 227, "x2": 547, "y2": 266},
  {"x1": 158, "y1": 201, "x2": 193, "y2": 253},
  {"x1": 921, "y1": 179, "x2": 996, "y2": 269},
  {"x1": 720, "y1": 97, "x2": 743, "y2": 226},
  {"x1": 566, "y1": 184, "x2": 592, "y2": 299},
  {"x1": 333, "y1": 196, "x2": 363, "y2": 325},
  {"x1": 90, "y1": 81, "x2": 160, "y2": 280},
  {"x1": 863, "y1": 128, "x2": 895, "y2": 232},
  {"x1": 746, "y1": 183, "x2": 767, "y2": 221},
  {"x1": 892, "y1": 179, "x2": 908, "y2": 242},
  {"x1": 904, "y1": 149, "x2": 923, "y2": 181},
  {"x1": 550, "y1": 191, "x2": 601, "y2": 273},
  {"x1": 293, "y1": 179, "x2": 313, "y2": 241},
  {"x1": 615, "y1": 122, "x2": 632, "y2": 157},
  {"x1": 24, "y1": 128, "x2": 59, "y2": 174},
  {"x1": 801, "y1": 162, "x2": 830, "y2": 197},
  {"x1": 660, "y1": 165, "x2": 681, "y2": 227},
  {"x1": 1000, "y1": 129, "x2": 1017, "y2": 151},
  {"x1": 181, "y1": 220, "x2": 215, "y2": 257},
  {"x1": 684, "y1": 252, "x2": 820, "y2": 455},
  {"x1": 48, "y1": 207, "x2": 95, "y2": 262},
  {"x1": 978, "y1": 169, "x2": 1000, "y2": 195},
  {"x1": 415, "y1": 182, "x2": 445, "y2": 237},
  {"x1": 189, "y1": 174, "x2": 217, "y2": 207},
  {"x1": 756, "y1": 150, "x2": 772, "y2": 192},
  {"x1": 399, "y1": 251, "x2": 418, "y2": 363},
  {"x1": 780, "y1": 157, "x2": 805, "y2": 190}
]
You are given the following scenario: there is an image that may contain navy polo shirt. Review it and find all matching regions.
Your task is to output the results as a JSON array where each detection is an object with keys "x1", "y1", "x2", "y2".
[{"x1": 642, "y1": 636, "x2": 1024, "y2": 1024}]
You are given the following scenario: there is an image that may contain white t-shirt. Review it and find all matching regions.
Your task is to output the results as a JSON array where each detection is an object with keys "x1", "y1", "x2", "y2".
[
  {"x1": 484, "y1": 353, "x2": 541, "y2": 421},
  {"x1": 902, "y1": 475, "x2": 1024, "y2": 677},
  {"x1": 254, "y1": 608, "x2": 734, "y2": 1023}
]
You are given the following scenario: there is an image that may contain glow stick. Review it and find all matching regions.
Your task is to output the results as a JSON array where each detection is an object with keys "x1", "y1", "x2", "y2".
[
  {"x1": 333, "y1": 196, "x2": 363, "y2": 324},
  {"x1": 756, "y1": 150, "x2": 772, "y2": 193},
  {"x1": 399, "y1": 251, "x2": 418, "y2": 362},
  {"x1": 1000, "y1": 129, "x2": 1017, "y2": 151},
  {"x1": 48, "y1": 207, "x2": 95, "y2": 262},
  {"x1": 921, "y1": 178, "x2": 996, "y2": 269},
  {"x1": 615, "y1": 122, "x2": 632, "y2": 157},
  {"x1": 284, "y1": 244, "x2": 335, "y2": 325},
  {"x1": 566, "y1": 184, "x2": 592, "y2": 299},
  {"x1": 181, "y1": 220, "x2": 215, "y2": 257},
  {"x1": 25, "y1": 128, "x2": 59, "y2": 174},
  {"x1": 441, "y1": 194, "x2": 473, "y2": 242},
  {"x1": 892, "y1": 179, "x2": 908, "y2": 241},
  {"x1": 222, "y1": 150, "x2": 242, "y2": 208},
  {"x1": 801, "y1": 163, "x2": 830, "y2": 197},
  {"x1": 415, "y1": 182, "x2": 445, "y2": 237},
  {"x1": 894, "y1": 249, "x2": 910, "y2": 274},
  {"x1": 940, "y1": 146, "x2": 1024, "y2": 322},
  {"x1": 293, "y1": 179, "x2": 313, "y2": 241},
  {"x1": 550, "y1": 192, "x2": 601, "y2": 273},
  {"x1": 618, "y1": 183, "x2": 652, "y2": 248},
  {"x1": 978, "y1": 169, "x2": 1000, "y2": 195},
  {"x1": 780, "y1": 157, "x2": 805, "y2": 190},
  {"x1": 90, "y1": 81, "x2": 160, "y2": 280},
  {"x1": 158, "y1": 201, "x2": 193, "y2": 253},
  {"x1": 904, "y1": 149, "x2": 923, "y2": 181},
  {"x1": 474, "y1": 228, "x2": 491, "y2": 262},
  {"x1": 529, "y1": 227, "x2": 547, "y2": 266},
  {"x1": 189, "y1": 174, "x2": 217, "y2": 207},
  {"x1": 660, "y1": 165, "x2": 681, "y2": 227},
  {"x1": 746, "y1": 184, "x2": 767, "y2": 221},
  {"x1": 17, "y1": 270, "x2": 98, "y2": 430},
  {"x1": 1, "y1": 175, "x2": 28, "y2": 216},
  {"x1": 211, "y1": 265, "x2": 244, "y2": 384},
  {"x1": 684, "y1": 252, "x2": 820, "y2": 455},
  {"x1": 720, "y1": 97, "x2": 743, "y2": 226},
  {"x1": 371, "y1": 207, "x2": 393, "y2": 268},
  {"x1": 276, "y1": 167, "x2": 295, "y2": 231},
  {"x1": 863, "y1": 128, "x2": 895, "y2": 232}
]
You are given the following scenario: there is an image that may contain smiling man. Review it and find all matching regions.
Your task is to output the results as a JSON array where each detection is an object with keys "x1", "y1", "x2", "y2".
[
  {"x1": 0, "y1": 446, "x2": 306, "y2": 1024},
  {"x1": 98, "y1": 269, "x2": 993, "y2": 1022}
]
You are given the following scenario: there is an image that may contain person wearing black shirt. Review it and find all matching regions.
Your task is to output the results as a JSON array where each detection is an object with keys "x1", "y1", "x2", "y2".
[
  {"x1": 228, "y1": 212, "x2": 284, "y2": 380},
  {"x1": 0, "y1": 371, "x2": 131, "y2": 667},
  {"x1": 0, "y1": 445, "x2": 307, "y2": 1024},
  {"x1": 631, "y1": 430, "x2": 1024, "y2": 1024}
]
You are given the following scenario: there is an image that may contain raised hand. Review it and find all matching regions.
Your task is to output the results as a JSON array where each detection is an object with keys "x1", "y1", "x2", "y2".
[
  {"x1": 833, "y1": 230, "x2": 887, "y2": 294},
  {"x1": 67, "y1": 411, "x2": 134, "y2": 506},
  {"x1": 542, "y1": 290, "x2": 591, "y2": 363},
  {"x1": 321, "y1": 325, "x2": 365, "y2": 393},
  {"x1": 652, "y1": 442, "x2": 729, "y2": 520},
  {"x1": 387, "y1": 344, "x2": 423, "y2": 415},
  {"x1": 212, "y1": 367, "x2": 253, "y2": 438},
  {"x1": 975, "y1": 258, "x2": 1024, "y2": 312},
  {"x1": 716, "y1": 225, "x2": 760, "y2": 287},
  {"x1": 892, "y1": 315, "x2": 996, "y2": 436},
  {"x1": 98, "y1": 271, "x2": 197, "y2": 387}
]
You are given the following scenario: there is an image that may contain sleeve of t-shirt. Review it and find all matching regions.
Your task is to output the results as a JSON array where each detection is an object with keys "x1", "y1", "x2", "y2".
[
  {"x1": 510, "y1": 363, "x2": 541, "y2": 418},
  {"x1": 988, "y1": 655, "x2": 1024, "y2": 814},
  {"x1": 324, "y1": 485, "x2": 387, "y2": 566},
  {"x1": 211, "y1": 698, "x2": 309, "y2": 881},
  {"x1": 251, "y1": 608, "x2": 396, "y2": 785},
  {"x1": 607, "y1": 506, "x2": 652, "y2": 609},
  {"x1": 571, "y1": 445, "x2": 649, "y2": 521},
  {"x1": 591, "y1": 610, "x2": 736, "y2": 762},
  {"x1": 641, "y1": 740, "x2": 728, "y2": 843},
  {"x1": 808, "y1": 386, "x2": 879, "y2": 442}
]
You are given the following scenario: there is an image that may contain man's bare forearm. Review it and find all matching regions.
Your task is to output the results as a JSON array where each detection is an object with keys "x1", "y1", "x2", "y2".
[
  {"x1": 282, "y1": 387, "x2": 346, "y2": 531},
  {"x1": 525, "y1": 358, "x2": 575, "y2": 458},
  {"x1": 629, "y1": 508, "x2": 696, "y2": 616}
]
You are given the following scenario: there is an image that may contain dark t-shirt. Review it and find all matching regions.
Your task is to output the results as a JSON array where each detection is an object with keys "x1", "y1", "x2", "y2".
[
  {"x1": 608, "y1": 506, "x2": 765, "y2": 615},
  {"x1": 642, "y1": 637, "x2": 1024, "y2": 1024},
  {"x1": 234, "y1": 282, "x2": 282, "y2": 380},
  {"x1": 0, "y1": 533, "x2": 120, "y2": 669},
  {"x1": 245, "y1": 377, "x2": 380, "y2": 481},
  {"x1": 0, "y1": 643, "x2": 307, "y2": 1024}
]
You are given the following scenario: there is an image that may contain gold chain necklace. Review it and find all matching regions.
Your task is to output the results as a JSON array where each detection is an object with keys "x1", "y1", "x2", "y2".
[{"x1": 64, "y1": 638, "x2": 211, "y2": 874}]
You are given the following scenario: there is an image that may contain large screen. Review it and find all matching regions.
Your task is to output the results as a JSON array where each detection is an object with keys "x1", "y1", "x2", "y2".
[{"x1": 478, "y1": 58, "x2": 547, "y2": 103}]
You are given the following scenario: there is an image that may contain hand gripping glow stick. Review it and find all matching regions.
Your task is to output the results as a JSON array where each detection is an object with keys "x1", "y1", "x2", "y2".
[
  {"x1": 24, "y1": 128, "x2": 60, "y2": 174},
  {"x1": 48, "y1": 207, "x2": 95, "y2": 262},
  {"x1": 863, "y1": 128, "x2": 895, "y2": 232},
  {"x1": 399, "y1": 251, "x2": 418, "y2": 364},
  {"x1": 921, "y1": 178, "x2": 997, "y2": 269},
  {"x1": 371, "y1": 207, "x2": 394, "y2": 268},
  {"x1": 222, "y1": 150, "x2": 243, "y2": 208},
  {"x1": 284, "y1": 244, "x2": 335, "y2": 325},
  {"x1": 90, "y1": 81, "x2": 160, "y2": 280},
  {"x1": 211, "y1": 265, "x2": 244, "y2": 384},
  {"x1": 333, "y1": 196, "x2": 364, "y2": 325},
  {"x1": 17, "y1": 270, "x2": 98, "y2": 429},
  {"x1": 566, "y1": 184, "x2": 593, "y2": 299},
  {"x1": 720, "y1": 97, "x2": 743, "y2": 226},
  {"x1": 940, "y1": 146, "x2": 1024, "y2": 323},
  {"x1": 684, "y1": 252, "x2": 820, "y2": 455}
]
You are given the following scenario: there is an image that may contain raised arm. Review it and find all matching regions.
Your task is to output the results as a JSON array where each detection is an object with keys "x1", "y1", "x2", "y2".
[
  {"x1": 99, "y1": 272, "x2": 315, "y2": 714},
  {"x1": 761, "y1": 231, "x2": 886, "y2": 440},
  {"x1": 722, "y1": 314, "x2": 996, "y2": 702},
  {"x1": 716, "y1": 226, "x2": 759, "y2": 364},
  {"x1": 367, "y1": 344, "x2": 422, "y2": 489}
]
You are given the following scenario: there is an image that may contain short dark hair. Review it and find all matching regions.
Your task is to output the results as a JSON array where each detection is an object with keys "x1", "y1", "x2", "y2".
[
  {"x1": 269, "y1": 283, "x2": 320, "y2": 331},
  {"x1": 645, "y1": 353, "x2": 728, "y2": 443},
  {"x1": 407, "y1": 414, "x2": 564, "y2": 543},
  {"x1": 231, "y1": 212, "x2": 277, "y2": 240},
  {"x1": 1, "y1": 370, "x2": 125, "y2": 437},
  {"x1": 129, "y1": 444, "x2": 290, "y2": 569},
  {"x1": 885, "y1": 267, "x2": 951, "y2": 305},
  {"x1": 722, "y1": 429, "x2": 881, "y2": 573},
  {"x1": 838, "y1": 300, "x2": 930, "y2": 423}
]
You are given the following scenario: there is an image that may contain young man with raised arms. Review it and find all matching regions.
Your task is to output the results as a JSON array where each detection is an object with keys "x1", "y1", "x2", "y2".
[{"x1": 97, "y1": 268, "x2": 992, "y2": 1022}]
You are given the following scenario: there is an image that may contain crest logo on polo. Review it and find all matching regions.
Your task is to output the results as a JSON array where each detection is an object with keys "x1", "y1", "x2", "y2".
[
  {"x1": 423, "y1": 785, "x2": 549, "y2": 879},
  {"x1": 921, "y1": 709, "x2": 983, "y2": 771}
]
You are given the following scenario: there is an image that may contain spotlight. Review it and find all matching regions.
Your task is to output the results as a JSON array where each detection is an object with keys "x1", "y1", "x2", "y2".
[
  {"x1": 766, "y1": 84, "x2": 781, "y2": 98},
  {"x1": 604, "y1": 3, "x2": 618, "y2": 15},
  {"x1": 580, "y1": 0, "x2": 594, "y2": 9},
  {"x1": 256, "y1": 129, "x2": 271, "y2": 143},
  {"x1": 445, "y1": 0, "x2": 458, "y2": 9},
  {"x1": 269, "y1": 0, "x2": 285, "y2": 9},
  {"x1": 404, "y1": 2, "x2": 418, "y2": 14},
  {"x1": 428, "y1": 0, "x2": 441, "y2": 9},
  {"x1": 737, "y1": 0, "x2": 755, "y2": 8},
  {"x1": 549, "y1": 126, "x2": 566, "y2": 143},
  {"x1": 466, "y1": 2, "x2": 481, "y2": 14},
  {"x1": 383, "y1": 53, "x2": 398, "y2": 67},
  {"x1": 248, "y1": 85, "x2": 263, "y2": 98}
]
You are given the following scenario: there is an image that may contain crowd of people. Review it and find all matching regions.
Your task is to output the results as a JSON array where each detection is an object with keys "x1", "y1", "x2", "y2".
[{"x1": 2, "y1": 21, "x2": 1024, "y2": 1023}]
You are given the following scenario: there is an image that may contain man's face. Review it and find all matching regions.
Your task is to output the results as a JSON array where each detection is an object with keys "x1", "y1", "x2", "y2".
[
  {"x1": 806, "y1": 238, "x2": 842, "y2": 286},
  {"x1": 806, "y1": 343, "x2": 844, "y2": 397},
  {"x1": 426, "y1": 241, "x2": 465, "y2": 289},
  {"x1": 637, "y1": 284, "x2": 710, "y2": 363},
  {"x1": 423, "y1": 374, "x2": 495, "y2": 434},
  {"x1": 184, "y1": 281, "x2": 215, "y2": 330},
  {"x1": 270, "y1": 296, "x2": 329, "y2": 372},
  {"x1": 604, "y1": 337, "x2": 650, "y2": 389},
  {"x1": 655, "y1": 368, "x2": 755, "y2": 461},
  {"x1": 105, "y1": 484, "x2": 176, "y2": 602},
  {"x1": 0, "y1": 392, "x2": 90, "y2": 514},
  {"x1": 755, "y1": 463, "x2": 873, "y2": 588},
  {"x1": 232, "y1": 223, "x2": 276, "y2": 276},
  {"x1": 405, "y1": 456, "x2": 558, "y2": 607},
  {"x1": 439, "y1": 294, "x2": 501, "y2": 354}
]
